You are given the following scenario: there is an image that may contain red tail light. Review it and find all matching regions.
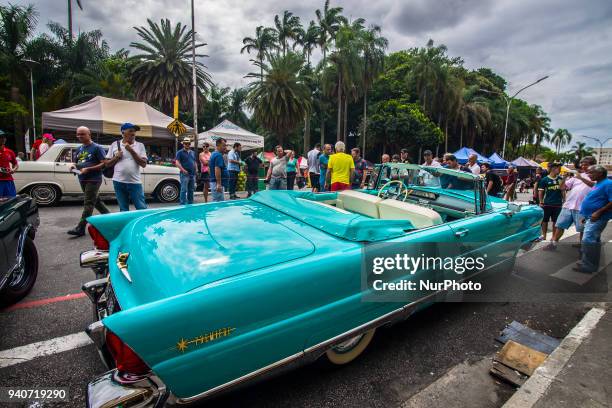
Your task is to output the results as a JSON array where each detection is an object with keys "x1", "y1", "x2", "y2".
[
  {"x1": 88, "y1": 224, "x2": 109, "y2": 250},
  {"x1": 106, "y1": 331, "x2": 150, "y2": 375}
]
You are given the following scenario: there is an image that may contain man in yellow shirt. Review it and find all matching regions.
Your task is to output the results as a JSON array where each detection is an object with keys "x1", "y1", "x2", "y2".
[{"x1": 325, "y1": 141, "x2": 354, "y2": 191}]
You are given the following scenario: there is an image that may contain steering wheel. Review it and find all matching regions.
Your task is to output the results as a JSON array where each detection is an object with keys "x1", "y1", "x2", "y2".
[{"x1": 377, "y1": 180, "x2": 413, "y2": 201}]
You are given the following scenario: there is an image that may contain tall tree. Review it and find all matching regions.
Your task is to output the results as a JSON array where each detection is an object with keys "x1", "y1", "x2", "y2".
[
  {"x1": 226, "y1": 87, "x2": 249, "y2": 128},
  {"x1": 315, "y1": 0, "x2": 345, "y2": 65},
  {"x1": 247, "y1": 52, "x2": 311, "y2": 146},
  {"x1": 129, "y1": 18, "x2": 212, "y2": 114},
  {"x1": 359, "y1": 24, "x2": 387, "y2": 156},
  {"x1": 329, "y1": 18, "x2": 364, "y2": 143},
  {"x1": 241, "y1": 25, "x2": 277, "y2": 79},
  {"x1": 296, "y1": 20, "x2": 320, "y2": 65},
  {"x1": 273, "y1": 11, "x2": 301, "y2": 56}
]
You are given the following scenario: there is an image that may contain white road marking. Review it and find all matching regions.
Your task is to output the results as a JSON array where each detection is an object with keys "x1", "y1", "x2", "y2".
[{"x1": 0, "y1": 332, "x2": 93, "y2": 369}]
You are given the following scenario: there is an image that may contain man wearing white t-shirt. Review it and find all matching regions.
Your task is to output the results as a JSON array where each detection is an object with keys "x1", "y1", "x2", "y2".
[
  {"x1": 466, "y1": 153, "x2": 480, "y2": 175},
  {"x1": 105, "y1": 123, "x2": 148, "y2": 211}
]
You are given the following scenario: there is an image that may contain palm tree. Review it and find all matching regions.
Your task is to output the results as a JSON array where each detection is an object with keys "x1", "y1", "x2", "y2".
[
  {"x1": 315, "y1": 0, "x2": 345, "y2": 66},
  {"x1": 550, "y1": 128, "x2": 572, "y2": 154},
  {"x1": 296, "y1": 21, "x2": 320, "y2": 65},
  {"x1": 571, "y1": 141, "x2": 594, "y2": 164},
  {"x1": 247, "y1": 52, "x2": 311, "y2": 146},
  {"x1": 273, "y1": 11, "x2": 301, "y2": 56},
  {"x1": 241, "y1": 26, "x2": 277, "y2": 79},
  {"x1": 359, "y1": 24, "x2": 387, "y2": 155},
  {"x1": 0, "y1": 4, "x2": 38, "y2": 152},
  {"x1": 455, "y1": 86, "x2": 491, "y2": 147},
  {"x1": 200, "y1": 84, "x2": 230, "y2": 130},
  {"x1": 329, "y1": 18, "x2": 364, "y2": 142},
  {"x1": 315, "y1": 1, "x2": 345, "y2": 146},
  {"x1": 72, "y1": 56, "x2": 132, "y2": 102},
  {"x1": 410, "y1": 39, "x2": 447, "y2": 114},
  {"x1": 130, "y1": 18, "x2": 212, "y2": 115},
  {"x1": 527, "y1": 104, "x2": 551, "y2": 157},
  {"x1": 226, "y1": 87, "x2": 249, "y2": 128}
]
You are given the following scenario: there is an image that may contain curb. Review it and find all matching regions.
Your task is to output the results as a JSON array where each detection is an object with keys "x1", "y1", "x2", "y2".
[{"x1": 502, "y1": 307, "x2": 606, "y2": 408}]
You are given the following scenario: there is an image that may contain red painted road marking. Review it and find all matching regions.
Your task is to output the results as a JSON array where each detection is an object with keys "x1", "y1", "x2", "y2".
[{"x1": 1, "y1": 292, "x2": 87, "y2": 312}]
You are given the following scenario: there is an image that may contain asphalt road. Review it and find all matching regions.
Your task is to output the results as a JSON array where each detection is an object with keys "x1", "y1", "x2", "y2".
[{"x1": 0, "y1": 197, "x2": 608, "y2": 408}]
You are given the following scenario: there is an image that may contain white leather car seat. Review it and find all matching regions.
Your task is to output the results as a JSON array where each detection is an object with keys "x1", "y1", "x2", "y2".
[
  {"x1": 336, "y1": 190, "x2": 382, "y2": 218},
  {"x1": 377, "y1": 199, "x2": 443, "y2": 228}
]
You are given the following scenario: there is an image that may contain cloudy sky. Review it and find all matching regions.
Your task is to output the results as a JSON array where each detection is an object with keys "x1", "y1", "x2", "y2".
[{"x1": 15, "y1": 0, "x2": 612, "y2": 147}]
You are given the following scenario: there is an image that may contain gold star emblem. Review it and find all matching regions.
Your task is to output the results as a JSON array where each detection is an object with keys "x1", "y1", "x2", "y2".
[{"x1": 176, "y1": 338, "x2": 188, "y2": 353}]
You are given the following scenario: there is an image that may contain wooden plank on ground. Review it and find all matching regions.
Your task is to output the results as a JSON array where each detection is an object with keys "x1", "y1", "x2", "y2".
[
  {"x1": 494, "y1": 340, "x2": 548, "y2": 376},
  {"x1": 490, "y1": 361, "x2": 528, "y2": 387}
]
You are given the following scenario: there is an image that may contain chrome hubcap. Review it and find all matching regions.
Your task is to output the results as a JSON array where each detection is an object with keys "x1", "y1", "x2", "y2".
[
  {"x1": 161, "y1": 184, "x2": 178, "y2": 201},
  {"x1": 31, "y1": 186, "x2": 55, "y2": 204}
]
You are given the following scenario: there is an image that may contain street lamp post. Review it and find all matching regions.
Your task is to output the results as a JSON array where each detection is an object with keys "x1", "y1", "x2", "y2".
[
  {"x1": 480, "y1": 75, "x2": 548, "y2": 159},
  {"x1": 581, "y1": 135, "x2": 612, "y2": 161},
  {"x1": 191, "y1": 0, "x2": 199, "y2": 152},
  {"x1": 23, "y1": 59, "x2": 39, "y2": 142}
]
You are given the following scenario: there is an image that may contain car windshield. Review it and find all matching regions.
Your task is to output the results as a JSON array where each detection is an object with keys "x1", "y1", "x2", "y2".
[
  {"x1": 369, "y1": 163, "x2": 487, "y2": 214},
  {"x1": 369, "y1": 163, "x2": 479, "y2": 190}
]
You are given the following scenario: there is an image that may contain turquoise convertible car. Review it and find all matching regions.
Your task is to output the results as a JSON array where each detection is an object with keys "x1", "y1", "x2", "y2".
[{"x1": 80, "y1": 163, "x2": 542, "y2": 407}]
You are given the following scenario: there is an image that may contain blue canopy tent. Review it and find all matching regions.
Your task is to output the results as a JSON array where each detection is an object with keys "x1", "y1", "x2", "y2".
[
  {"x1": 453, "y1": 147, "x2": 490, "y2": 164},
  {"x1": 488, "y1": 152, "x2": 509, "y2": 169}
]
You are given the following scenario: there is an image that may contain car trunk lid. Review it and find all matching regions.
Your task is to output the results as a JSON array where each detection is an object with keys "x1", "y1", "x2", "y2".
[{"x1": 108, "y1": 201, "x2": 315, "y2": 309}]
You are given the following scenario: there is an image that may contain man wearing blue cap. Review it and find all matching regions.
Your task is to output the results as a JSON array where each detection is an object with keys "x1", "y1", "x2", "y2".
[{"x1": 105, "y1": 123, "x2": 148, "y2": 211}]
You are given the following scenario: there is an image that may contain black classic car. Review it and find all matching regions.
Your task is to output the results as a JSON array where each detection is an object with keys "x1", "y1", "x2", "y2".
[{"x1": 0, "y1": 195, "x2": 39, "y2": 308}]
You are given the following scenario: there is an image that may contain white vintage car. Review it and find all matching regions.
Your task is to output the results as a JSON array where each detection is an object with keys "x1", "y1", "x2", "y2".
[{"x1": 14, "y1": 143, "x2": 181, "y2": 206}]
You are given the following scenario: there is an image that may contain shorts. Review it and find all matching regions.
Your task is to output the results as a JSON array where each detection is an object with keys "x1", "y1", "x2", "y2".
[
  {"x1": 331, "y1": 182, "x2": 350, "y2": 192},
  {"x1": 542, "y1": 205, "x2": 561, "y2": 223},
  {"x1": 309, "y1": 172, "x2": 320, "y2": 190},
  {"x1": 200, "y1": 171, "x2": 210, "y2": 183},
  {"x1": 555, "y1": 208, "x2": 585, "y2": 232},
  {"x1": 0, "y1": 180, "x2": 17, "y2": 198}
]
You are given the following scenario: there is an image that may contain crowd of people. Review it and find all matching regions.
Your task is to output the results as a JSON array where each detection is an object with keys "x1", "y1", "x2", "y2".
[
  {"x1": 2, "y1": 127, "x2": 611, "y2": 267},
  {"x1": 533, "y1": 159, "x2": 611, "y2": 273}
]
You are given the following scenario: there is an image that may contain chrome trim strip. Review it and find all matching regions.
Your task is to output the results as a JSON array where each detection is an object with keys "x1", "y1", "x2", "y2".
[{"x1": 177, "y1": 351, "x2": 304, "y2": 403}]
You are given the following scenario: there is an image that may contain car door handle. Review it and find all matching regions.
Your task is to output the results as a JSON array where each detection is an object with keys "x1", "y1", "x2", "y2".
[{"x1": 454, "y1": 228, "x2": 469, "y2": 238}]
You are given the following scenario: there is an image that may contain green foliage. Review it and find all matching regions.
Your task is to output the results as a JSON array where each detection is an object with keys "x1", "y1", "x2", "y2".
[{"x1": 368, "y1": 99, "x2": 443, "y2": 153}]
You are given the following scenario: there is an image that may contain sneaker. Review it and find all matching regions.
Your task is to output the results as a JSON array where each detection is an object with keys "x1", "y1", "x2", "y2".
[{"x1": 67, "y1": 226, "x2": 86, "y2": 237}]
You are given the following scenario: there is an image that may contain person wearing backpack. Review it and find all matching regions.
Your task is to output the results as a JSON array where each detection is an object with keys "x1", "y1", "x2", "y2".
[
  {"x1": 104, "y1": 123, "x2": 148, "y2": 211},
  {"x1": 67, "y1": 126, "x2": 110, "y2": 236}
]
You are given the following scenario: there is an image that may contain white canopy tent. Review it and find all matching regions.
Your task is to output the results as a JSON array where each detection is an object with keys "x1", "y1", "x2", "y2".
[
  {"x1": 198, "y1": 119, "x2": 264, "y2": 150},
  {"x1": 42, "y1": 96, "x2": 192, "y2": 140}
]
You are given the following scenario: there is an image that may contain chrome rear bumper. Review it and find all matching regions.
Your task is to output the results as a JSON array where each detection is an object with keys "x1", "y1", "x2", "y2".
[
  {"x1": 80, "y1": 250, "x2": 109, "y2": 268},
  {"x1": 87, "y1": 370, "x2": 169, "y2": 408}
]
